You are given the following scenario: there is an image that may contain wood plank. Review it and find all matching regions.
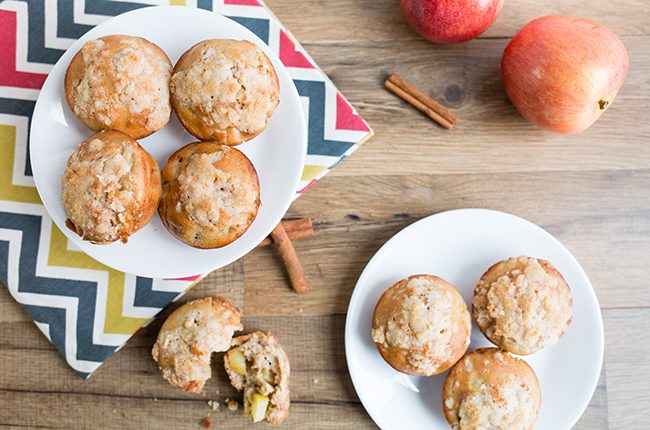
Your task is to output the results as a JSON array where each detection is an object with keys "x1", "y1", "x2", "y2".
[
  {"x1": 603, "y1": 307, "x2": 650, "y2": 429},
  {"x1": 0, "y1": 310, "x2": 609, "y2": 428},
  {"x1": 245, "y1": 169, "x2": 650, "y2": 316},
  {"x1": 297, "y1": 36, "x2": 650, "y2": 178},
  {"x1": 575, "y1": 370, "x2": 609, "y2": 429},
  {"x1": 265, "y1": 0, "x2": 650, "y2": 42},
  {"x1": 0, "y1": 314, "x2": 370, "y2": 428},
  {"x1": 0, "y1": 315, "x2": 357, "y2": 403}
]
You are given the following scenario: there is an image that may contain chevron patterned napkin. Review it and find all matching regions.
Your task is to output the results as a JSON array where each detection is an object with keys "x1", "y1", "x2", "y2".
[{"x1": 0, "y1": 0, "x2": 372, "y2": 378}]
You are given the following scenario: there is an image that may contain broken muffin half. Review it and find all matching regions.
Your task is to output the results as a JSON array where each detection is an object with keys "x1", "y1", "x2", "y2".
[
  {"x1": 152, "y1": 297, "x2": 242, "y2": 393},
  {"x1": 224, "y1": 331, "x2": 290, "y2": 424}
]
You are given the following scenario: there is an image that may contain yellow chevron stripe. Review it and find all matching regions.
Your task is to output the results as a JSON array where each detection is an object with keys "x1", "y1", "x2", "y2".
[
  {"x1": 0, "y1": 124, "x2": 41, "y2": 204},
  {"x1": 301, "y1": 164, "x2": 327, "y2": 182},
  {"x1": 169, "y1": 0, "x2": 186, "y2": 5},
  {"x1": 48, "y1": 223, "x2": 149, "y2": 334}
]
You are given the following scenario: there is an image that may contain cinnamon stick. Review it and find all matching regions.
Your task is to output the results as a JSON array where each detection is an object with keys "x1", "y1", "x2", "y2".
[
  {"x1": 270, "y1": 222, "x2": 309, "y2": 294},
  {"x1": 385, "y1": 73, "x2": 459, "y2": 129},
  {"x1": 258, "y1": 218, "x2": 313, "y2": 247}
]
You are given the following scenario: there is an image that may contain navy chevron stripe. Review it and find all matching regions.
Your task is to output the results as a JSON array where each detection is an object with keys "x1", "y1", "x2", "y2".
[
  {"x1": 1, "y1": 235, "x2": 79, "y2": 374},
  {"x1": 0, "y1": 212, "x2": 116, "y2": 363},
  {"x1": 133, "y1": 277, "x2": 178, "y2": 308},
  {"x1": 83, "y1": 0, "x2": 149, "y2": 16},
  {"x1": 229, "y1": 17, "x2": 270, "y2": 44},
  {"x1": 14, "y1": 0, "x2": 66, "y2": 64},
  {"x1": 197, "y1": 0, "x2": 213, "y2": 11},
  {"x1": 55, "y1": 0, "x2": 94, "y2": 40},
  {"x1": 23, "y1": 304, "x2": 90, "y2": 377},
  {"x1": 0, "y1": 98, "x2": 35, "y2": 177},
  {"x1": 0, "y1": 241, "x2": 8, "y2": 292},
  {"x1": 294, "y1": 80, "x2": 356, "y2": 157}
]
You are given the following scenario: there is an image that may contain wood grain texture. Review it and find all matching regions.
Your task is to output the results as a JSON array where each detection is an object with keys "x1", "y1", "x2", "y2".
[
  {"x1": 245, "y1": 169, "x2": 650, "y2": 315},
  {"x1": 603, "y1": 308, "x2": 650, "y2": 429},
  {"x1": 3, "y1": 0, "x2": 650, "y2": 428},
  {"x1": 265, "y1": 0, "x2": 650, "y2": 41}
]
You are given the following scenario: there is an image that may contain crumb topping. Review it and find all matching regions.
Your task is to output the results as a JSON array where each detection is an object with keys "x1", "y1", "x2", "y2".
[
  {"x1": 176, "y1": 150, "x2": 257, "y2": 228},
  {"x1": 456, "y1": 375, "x2": 537, "y2": 430},
  {"x1": 473, "y1": 256, "x2": 572, "y2": 354},
  {"x1": 62, "y1": 135, "x2": 140, "y2": 242},
  {"x1": 171, "y1": 40, "x2": 279, "y2": 135},
  {"x1": 371, "y1": 276, "x2": 470, "y2": 374},
  {"x1": 72, "y1": 36, "x2": 171, "y2": 130}
]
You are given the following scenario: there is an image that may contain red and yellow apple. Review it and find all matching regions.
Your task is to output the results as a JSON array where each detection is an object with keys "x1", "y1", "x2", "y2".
[
  {"x1": 501, "y1": 16, "x2": 629, "y2": 134},
  {"x1": 400, "y1": 0, "x2": 505, "y2": 44}
]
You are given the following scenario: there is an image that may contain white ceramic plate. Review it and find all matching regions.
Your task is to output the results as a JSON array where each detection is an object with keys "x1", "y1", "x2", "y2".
[
  {"x1": 30, "y1": 6, "x2": 307, "y2": 279},
  {"x1": 345, "y1": 209, "x2": 603, "y2": 430}
]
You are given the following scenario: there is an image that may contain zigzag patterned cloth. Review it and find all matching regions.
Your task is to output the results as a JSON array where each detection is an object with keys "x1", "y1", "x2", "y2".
[{"x1": 0, "y1": 0, "x2": 372, "y2": 378}]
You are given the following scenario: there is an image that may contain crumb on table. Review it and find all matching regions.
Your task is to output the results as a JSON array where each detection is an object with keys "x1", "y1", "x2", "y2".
[
  {"x1": 200, "y1": 416, "x2": 213, "y2": 428},
  {"x1": 225, "y1": 398, "x2": 239, "y2": 411}
]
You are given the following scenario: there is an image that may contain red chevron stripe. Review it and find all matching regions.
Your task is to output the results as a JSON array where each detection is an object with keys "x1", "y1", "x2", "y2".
[
  {"x1": 0, "y1": 10, "x2": 48, "y2": 90},
  {"x1": 224, "y1": 0, "x2": 262, "y2": 5},
  {"x1": 166, "y1": 275, "x2": 201, "y2": 282},
  {"x1": 298, "y1": 179, "x2": 317, "y2": 194},
  {"x1": 279, "y1": 30, "x2": 314, "y2": 69},
  {"x1": 335, "y1": 93, "x2": 370, "y2": 132}
]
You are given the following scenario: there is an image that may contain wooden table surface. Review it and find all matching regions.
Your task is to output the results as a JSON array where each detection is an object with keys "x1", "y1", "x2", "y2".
[{"x1": 2, "y1": 0, "x2": 649, "y2": 428}]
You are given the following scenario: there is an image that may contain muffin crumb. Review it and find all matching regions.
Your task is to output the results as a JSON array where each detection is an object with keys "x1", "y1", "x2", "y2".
[
  {"x1": 226, "y1": 399, "x2": 239, "y2": 411},
  {"x1": 200, "y1": 416, "x2": 213, "y2": 428}
]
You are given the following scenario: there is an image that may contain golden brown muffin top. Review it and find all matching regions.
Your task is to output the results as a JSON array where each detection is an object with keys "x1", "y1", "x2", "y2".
[
  {"x1": 472, "y1": 256, "x2": 573, "y2": 355},
  {"x1": 159, "y1": 142, "x2": 260, "y2": 249},
  {"x1": 65, "y1": 35, "x2": 172, "y2": 138},
  {"x1": 371, "y1": 275, "x2": 471, "y2": 376},
  {"x1": 61, "y1": 129, "x2": 160, "y2": 244},
  {"x1": 443, "y1": 348, "x2": 541, "y2": 430},
  {"x1": 170, "y1": 39, "x2": 280, "y2": 144}
]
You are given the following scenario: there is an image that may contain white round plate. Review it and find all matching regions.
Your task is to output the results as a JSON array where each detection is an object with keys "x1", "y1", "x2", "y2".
[
  {"x1": 345, "y1": 208, "x2": 603, "y2": 430},
  {"x1": 30, "y1": 6, "x2": 307, "y2": 279}
]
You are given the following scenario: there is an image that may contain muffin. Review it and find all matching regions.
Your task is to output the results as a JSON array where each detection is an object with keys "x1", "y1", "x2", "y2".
[
  {"x1": 371, "y1": 275, "x2": 471, "y2": 376},
  {"x1": 151, "y1": 297, "x2": 242, "y2": 393},
  {"x1": 65, "y1": 34, "x2": 172, "y2": 138},
  {"x1": 442, "y1": 348, "x2": 541, "y2": 430},
  {"x1": 158, "y1": 141, "x2": 260, "y2": 249},
  {"x1": 224, "y1": 332, "x2": 290, "y2": 424},
  {"x1": 170, "y1": 39, "x2": 280, "y2": 144},
  {"x1": 61, "y1": 130, "x2": 161, "y2": 244},
  {"x1": 472, "y1": 256, "x2": 573, "y2": 355}
]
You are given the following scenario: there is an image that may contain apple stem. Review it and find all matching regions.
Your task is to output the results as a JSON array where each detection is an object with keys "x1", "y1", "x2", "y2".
[{"x1": 599, "y1": 99, "x2": 609, "y2": 110}]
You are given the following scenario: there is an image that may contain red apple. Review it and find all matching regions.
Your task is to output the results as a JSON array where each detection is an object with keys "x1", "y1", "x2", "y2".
[
  {"x1": 501, "y1": 16, "x2": 629, "y2": 134},
  {"x1": 400, "y1": 0, "x2": 505, "y2": 44}
]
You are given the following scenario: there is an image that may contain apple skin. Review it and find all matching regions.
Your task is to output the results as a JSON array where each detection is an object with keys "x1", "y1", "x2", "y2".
[
  {"x1": 501, "y1": 16, "x2": 629, "y2": 134},
  {"x1": 400, "y1": 0, "x2": 505, "y2": 44}
]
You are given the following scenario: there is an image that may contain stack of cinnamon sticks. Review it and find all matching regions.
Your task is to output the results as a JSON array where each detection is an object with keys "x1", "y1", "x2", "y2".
[{"x1": 385, "y1": 73, "x2": 459, "y2": 129}]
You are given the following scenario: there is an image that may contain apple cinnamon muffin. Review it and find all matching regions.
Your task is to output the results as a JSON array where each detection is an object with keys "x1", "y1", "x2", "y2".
[
  {"x1": 61, "y1": 130, "x2": 161, "y2": 244},
  {"x1": 151, "y1": 297, "x2": 242, "y2": 393},
  {"x1": 442, "y1": 348, "x2": 541, "y2": 430},
  {"x1": 224, "y1": 332, "x2": 290, "y2": 424},
  {"x1": 170, "y1": 39, "x2": 280, "y2": 144},
  {"x1": 371, "y1": 275, "x2": 471, "y2": 376},
  {"x1": 158, "y1": 141, "x2": 260, "y2": 249},
  {"x1": 65, "y1": 35, "x2": 172, "y2": 138},
  {"x1": 472, "y1": 256, "x2": 573, "y2": 355}
]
